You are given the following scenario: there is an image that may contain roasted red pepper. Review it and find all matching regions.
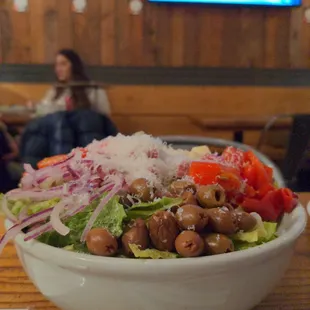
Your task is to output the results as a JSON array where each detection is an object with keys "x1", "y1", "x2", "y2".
[
  {"x1": 242, "y1": 151, "x2": 275, "y2": 198},
  {"x1": 242, "y1": 191, "x2": 282, "y2": 221},
  {"x1": 242, "y1": 188, "x2": 297, "y2": 221},
  {"x1": 277, "y1": 188, "x2": 298, "y2": 213}
]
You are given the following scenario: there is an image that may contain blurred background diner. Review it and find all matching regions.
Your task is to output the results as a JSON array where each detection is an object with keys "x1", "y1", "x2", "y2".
[{"x1": 0, "y1": 0, "x2": 310, "y2": 193}]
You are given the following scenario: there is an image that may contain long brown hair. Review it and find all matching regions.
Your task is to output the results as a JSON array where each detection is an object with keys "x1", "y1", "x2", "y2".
[{"x1": 54, "y1": 49, "x2": 92, "y2": 109}]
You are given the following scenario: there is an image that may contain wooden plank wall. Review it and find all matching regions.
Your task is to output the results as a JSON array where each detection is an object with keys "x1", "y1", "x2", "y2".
[{"x1": 0, "y1": 0, "x2": 310, "y2": 68}]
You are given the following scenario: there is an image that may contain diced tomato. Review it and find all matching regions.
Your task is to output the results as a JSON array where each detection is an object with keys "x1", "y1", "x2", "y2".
[
  {"x1": 222, "y1": 146, "x2": 244, "y2": 169},
  {"x1": 37, "y1": 154, "x2": 68, "y2": 169},
  {"x1": 77, "y1": 148, "x2": 88, "y2": 158},
  {"x1": 189, "y1": 162, "x2": 221, "y2": 185}
]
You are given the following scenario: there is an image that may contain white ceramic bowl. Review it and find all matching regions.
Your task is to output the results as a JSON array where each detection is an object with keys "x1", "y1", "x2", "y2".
[{"x1": 5, "y1": 203, "x2": 307, "y2": 310}]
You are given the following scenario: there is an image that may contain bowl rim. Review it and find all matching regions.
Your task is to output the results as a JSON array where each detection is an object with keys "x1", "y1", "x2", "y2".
[{"x1": 6, "y1": 204, "x2": 307, "y2": 274}]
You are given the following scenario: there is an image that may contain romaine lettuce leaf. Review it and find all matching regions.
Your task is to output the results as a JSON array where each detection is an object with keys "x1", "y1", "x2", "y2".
[
  {"x1": 232, "y1": 222, "x2": 277, "y2": 243},
  {"x1": 232, "y1": 222, "x2": 278, "y2": 251},
  {"x1": 129, "y1": 244, "x2": 178, "y2": 259},
  {"x1": 38, "y1": 195, "x2": 126, "y2": 248},
  {"x1": 7, "y1": 198, "x2": 60, "y2": 217},
  {"x1": 126, "y1": 197, "x2": 182, "y2": 220}
]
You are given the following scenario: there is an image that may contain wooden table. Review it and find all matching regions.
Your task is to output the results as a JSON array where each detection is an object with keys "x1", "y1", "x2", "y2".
[
  {"x1": 0, "y1": 193, "x2": 309, "y2": 310},
  {"x1": 191, "y1": 116, "x2": 292, "y2": 143},
  {"x1": 0, "y1": 113, "x2": 33, "y2": 126}
]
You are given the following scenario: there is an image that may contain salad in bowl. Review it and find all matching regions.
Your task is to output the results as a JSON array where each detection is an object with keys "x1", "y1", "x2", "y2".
[{"x1": 0, "y1": 133, "x2": 298, "y2": 259}]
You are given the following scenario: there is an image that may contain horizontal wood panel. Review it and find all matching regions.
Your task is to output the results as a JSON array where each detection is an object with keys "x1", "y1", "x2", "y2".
[
  {"x1": 0, "y1": 83, "x2": 304, "y2": 154},
  {"x1": 1, "y1": 83, "x2": 310, "y2": 117},
  {"x1": 0, "y1": 0, "x2": 309, "y2": 68},
  {"x1": 108, "y1": 86, "x2": 310, "y2": 115}
]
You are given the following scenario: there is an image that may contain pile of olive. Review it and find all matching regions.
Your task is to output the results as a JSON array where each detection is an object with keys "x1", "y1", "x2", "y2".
[{"x1": 85, "y1": 178, "x2": 257, "y2": 258}]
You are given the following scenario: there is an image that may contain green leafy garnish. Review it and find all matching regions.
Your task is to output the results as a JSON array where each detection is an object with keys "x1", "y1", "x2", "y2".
[
  {"x1": 126, "y1": 197, "x2": 182, "y2": 220},
  {"x1": 129, "y1": 244, "x2": 178, "y2": 259},
  {"x1": 38, "y1": 195, "x2": 126, "y2": 248}
]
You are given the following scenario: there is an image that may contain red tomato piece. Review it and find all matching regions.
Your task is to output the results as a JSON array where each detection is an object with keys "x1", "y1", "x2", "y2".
[{"x1": 189, "y1": 162, "x2": 221, "y2": 185}]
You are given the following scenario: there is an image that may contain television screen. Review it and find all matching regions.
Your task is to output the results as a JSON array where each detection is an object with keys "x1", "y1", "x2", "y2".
[{"x1": 149, "y1": 0, "x2": 300, "y2": 6}]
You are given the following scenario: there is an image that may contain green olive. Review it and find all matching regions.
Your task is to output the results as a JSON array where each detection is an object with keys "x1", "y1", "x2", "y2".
[
  {"x1": 233, "y1": 210, "x2": 257, "y2": 232},
  {"x1": 170, "y1": 180, "x2": 196, "y2": 195},
  {"x1": 129, "y1": 178, "x2": 152, "y2": 202},
  {"x1": 203, "y1": 233, "x2": 234, "y2": 255},
  {"x1": 207, "y1": 207, "x2": 238, "y2": 234},
  {"x1": 196, "y1": 185, "x2": 226, "y2": 208}
]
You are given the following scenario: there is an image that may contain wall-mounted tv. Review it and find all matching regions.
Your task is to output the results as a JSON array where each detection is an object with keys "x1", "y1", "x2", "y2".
[{"x1": 149, "y1": 0, "x2": 300, "y2": 7}]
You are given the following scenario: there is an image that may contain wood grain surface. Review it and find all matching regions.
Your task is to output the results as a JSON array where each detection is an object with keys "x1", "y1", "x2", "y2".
[
  {"x1": 0, "y1": 0, "x2": 309, "y2": 68},
  {"x1": 0, "y1": 193, "x2": 309, "y2": 310}
]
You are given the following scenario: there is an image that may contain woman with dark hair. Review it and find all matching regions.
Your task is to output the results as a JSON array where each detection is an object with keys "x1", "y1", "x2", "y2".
[{"x1": 37, "y1": 49, "x2": 110, "y2": 115}]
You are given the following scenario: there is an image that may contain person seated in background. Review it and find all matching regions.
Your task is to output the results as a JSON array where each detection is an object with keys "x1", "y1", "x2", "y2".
[
  {"x1": 20, "y1": 110, "x2": 118, "y2": 168},
  {"x1": 36, "y1": 49, "x2": 111, "y2": 116},
  {"x1": 0, "y1": 121, "x2": 19, "y2": 192}
]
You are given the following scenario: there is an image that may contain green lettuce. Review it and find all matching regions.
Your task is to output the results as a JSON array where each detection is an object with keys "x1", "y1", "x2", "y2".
[
  {"x1": 126, "y1": 197, "x2": 182, "y2": 220},
  {"x1": 129, "y1": 244, "x2": 178, "y2": 259},
  {"x1": 38, "y1": 195, "x2": 126, "y2": 248},
  {"x1": 232, "y1": 222, "x2": 278, "y2": 251},
  {"x1": 8, "y1": 198, "x2": 60, "y2": 216},
  {"x1": 28, "y1": 198, "x2": 60, "y2": 215}
]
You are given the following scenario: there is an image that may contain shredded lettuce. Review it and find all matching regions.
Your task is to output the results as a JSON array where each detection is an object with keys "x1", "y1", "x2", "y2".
[
  {"x1": 38, "y1": 195, "x2": 126, "y2": 248},
  {"x1": 126, "y1": 197, "x2": 182, "y2": 220},
  {"x1": 129, "y1": 244, "x2": 178, "y2": 259}
]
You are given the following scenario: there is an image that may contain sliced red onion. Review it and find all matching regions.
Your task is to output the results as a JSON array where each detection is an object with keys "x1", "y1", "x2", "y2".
[
  {"x1": 81, "y1": 159, "x2": 93, "y2": 164},
  {"x1": 1, "y1": 196, "x2": 17, "y2": 223},
  {"x1": 80, "y1": 183, "x2": 122, "y2": 242},
  {"x1": 20, "y1": 173, "x2": 35, "y2": 189},
  {"x1": 51, "y1": 154, "x2": 74, "y2": 168},
  {"x1": 7, "y1": 189, "x2": 64, "y2": 201},
  {"x1": 0, "y1": 207, "x2": 53, "y2": 254},
  {"x1": 24, "y1": 163, "x2": 35, "y2": 174},
  {"x1": 37, "y1": 175, "x2": 49, "y2": 184},
  {"x1": 66, "y1": 164, "x2": 80, "y2": 179},
  {"x1": 24, "y1": 221, "x2": 54, "y2": 241},
  {"x1": 50, "y1": 200, "x2": 70, "y2": 236}
]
